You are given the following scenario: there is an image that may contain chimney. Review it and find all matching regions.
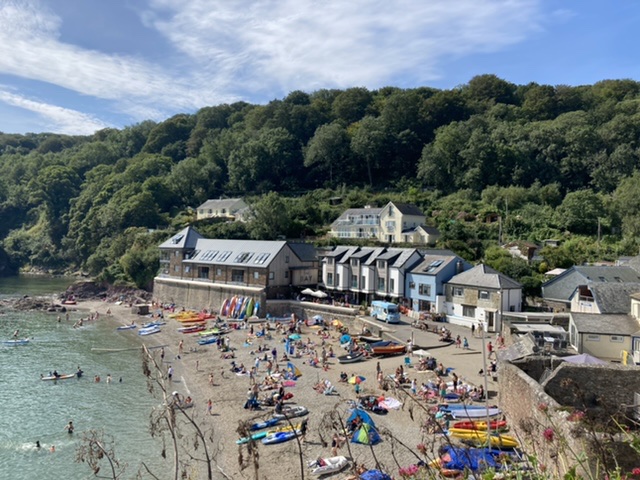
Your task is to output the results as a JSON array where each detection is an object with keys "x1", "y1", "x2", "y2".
[{"x1": 456, "y1": 260, "x2": 464, "y2": 274}]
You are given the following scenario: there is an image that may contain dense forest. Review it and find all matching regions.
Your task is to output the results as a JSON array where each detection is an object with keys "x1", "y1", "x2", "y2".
[{"x1": 2, "y1": 75, "x2": 640, "y2": 292}]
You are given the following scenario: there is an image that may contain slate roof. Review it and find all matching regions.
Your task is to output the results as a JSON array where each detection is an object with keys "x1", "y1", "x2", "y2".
[
  {"x1": 418, "y1": 225, "x2": 441, "y2": 235},
  {"x1": 183, "y1": 239, "x2": 286, "y2": 267},
  {"x1": 288, "y1": 243, "x2": 318, "y2": 263},
  {"x1": 409, "y1": 254, "x2": 457, "y2": 276},
  {"x1": 390, "y1": 202, "x2": 424, "y2": 216},
  {"x1": 196, "y1": 198, "x2": 246, "y2": 212},
  {"x1": 542, "y1": 266, "x2": 640, "y2": 302},
  {"x1": 447, "y1": 263, "x2": 521, "y2": 289},
  {"x1": 576, "y1": 282, "x2": 640, "y2": 314},
  {"x1": 571, "y1": 313, "x2": 640, "y2": 336},
  {"x1": 159, "y1": 226, "x2": 203, "y2": 250}
]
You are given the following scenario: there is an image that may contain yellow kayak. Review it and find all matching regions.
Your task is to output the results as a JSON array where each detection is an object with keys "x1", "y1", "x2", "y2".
[{"x1": 448, "y1": 428, "x2": 519, "y2": 448}]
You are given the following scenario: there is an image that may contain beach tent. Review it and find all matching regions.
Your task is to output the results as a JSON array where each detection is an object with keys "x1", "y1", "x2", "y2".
[
  {"x1": 351, "y1": 422, "x2": 381, "y2": 445},
  {"x1": 286, "y1": 362, "x2": 302, "y2": 379},
  {"x1": 560, "y1": 353, "x2": 607, "y2": 365},
  {"x1": 440, "y1": 446, "x2": 504, "y2": 471},
  {"x1": 359, "y1": 470, "x2": 392, "y2": 480},
  {"x1": 346, "y1": 408, "x2": 376, "y2": 428}
]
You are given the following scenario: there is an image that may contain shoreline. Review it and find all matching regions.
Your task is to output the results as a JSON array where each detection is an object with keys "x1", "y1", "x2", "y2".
[{"x1": 75, "y1": 299, "x2": 495, "y2": 479}]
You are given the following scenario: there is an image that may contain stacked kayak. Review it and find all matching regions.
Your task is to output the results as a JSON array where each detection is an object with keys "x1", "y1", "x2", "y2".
[
  {"x1": 448, "y1": 428, "x2": 519, "y2": 448},
  {"x1": 262, "y1": 429, "x2": 301, "y2": 445},
  {"x1": 453, "y1": 420, "x2": 508, "y2": 431}
]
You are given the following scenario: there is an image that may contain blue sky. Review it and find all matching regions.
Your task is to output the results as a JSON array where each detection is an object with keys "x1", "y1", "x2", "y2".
[{"x1": 0, "y1": 0, "x2": 637, "y2": 135}]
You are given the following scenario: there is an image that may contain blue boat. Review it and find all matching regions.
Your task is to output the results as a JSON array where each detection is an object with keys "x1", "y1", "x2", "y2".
[
  {"x1": 250, "y1": 417, "x2": 281, "y2": 431},
  {"x1": 3, "y1": 338, "x2": 30, "y2": 346},
  {"x1": 262, "y1": 430, "x2": 299, "y2": 445},
  {"x1": 197, "y1": 336, "x2": 218, "y2": 345},
  {"x1": 138, "y1": 326, "x2": 161, "y2": 336},
  {"x1": 117, "y1": 324, "x2": 136, "y2": 331}
]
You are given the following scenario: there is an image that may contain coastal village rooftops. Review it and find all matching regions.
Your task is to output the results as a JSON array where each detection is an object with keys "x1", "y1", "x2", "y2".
[
  {"x1": 571, "y1": 282, "x2": 640, "y2": 314},
  {"x1": 182, "y1": 239, "x2": 287, "y2": 267},
  {"x1": 571, "y1": 312, "x2": 640, "y2": 336},
  {"x1": 448, "y1": 263, "x2": 522, "y2": 289},
  {"x1": 159, "y1": 226, "x2": 203, "y2": 250},
  {"x1": 543, "y1": 265, "x2": 640, "y2": 302}
]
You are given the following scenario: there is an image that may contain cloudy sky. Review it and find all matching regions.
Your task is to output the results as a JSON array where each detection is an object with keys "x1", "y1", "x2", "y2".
[{"x1": 0, "y1": 0, "x2": 636, "y2": 135}]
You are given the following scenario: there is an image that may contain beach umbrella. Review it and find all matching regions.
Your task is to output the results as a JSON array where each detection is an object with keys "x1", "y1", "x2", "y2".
[
  {"x1": 311, "y1": 290, "x2": 328, "y2": 298},
  {"x1": 332, "y1": 319, "x2": 343, "y2": 327},
  {"x1": 413, "y1": 349, "x2": 432, "y2": 358},
  {"x1": 348, "y1": 375, "x2": 366, "y2": 385},
  {"x1": 340, "y1": 334, "x2": 352, "y2": 344},
  {"x1": 289, "y1": 333, "x2": 301, "y2": 340}
]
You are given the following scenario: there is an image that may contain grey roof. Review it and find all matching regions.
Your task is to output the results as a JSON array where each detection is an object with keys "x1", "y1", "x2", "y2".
[
  {"x1": 418, "y1": 225, "x2": 441, "y2": 235},
  {"x1": 323, "y1": 246, "x2": 352, "y2": 259},
  {"x1": 159, "y1": 226, "x2": 203, "y2": 250},
  {"x1": 579, "y1": 283, "x2": 640, "y2": 314},
  {"x1": 183, "y1": 239, "x2": 286, "y2": 267},
  {"x1": 377, "y1": 250, "x2": 401, "y2": 262},
  {"x1": 288, "y1": 243, "x2": 318, "y2": 263},
  {"x1": 409, "y1": 254, "x2": 457, "y2": 276},
  {"x1": 196, "y1": 198, "x2": 246, "y2": 211},
  {"x1": 571, "y1": 313, "x2": 640, "y2": 336},
  {"x1": 543, "y1": 266, "x2": 640, "y2": 302},
  {"x1": 389, "y1": 248, "x2": 418, "y2": 268},
  {"x1": 363, "y1": 247, "x2": 388, "y2": 265},
  {"x1": 390, "y1": 202, "x2": 424, "y2": 216},
  {"x1": 337, "y1": 247, "x2": 361, "y2": 264},
  {"x1": 448, "y1": 263, "x2": 522, "y2": 289}
]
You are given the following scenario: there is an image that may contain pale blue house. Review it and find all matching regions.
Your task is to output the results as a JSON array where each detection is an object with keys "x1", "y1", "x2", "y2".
[{"x1": 405, "y1": 250, "x2": 471, "y2": 314}]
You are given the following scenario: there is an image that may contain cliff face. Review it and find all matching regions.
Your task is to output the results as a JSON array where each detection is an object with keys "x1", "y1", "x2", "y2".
[{"x1": 0, "y1": 247, "x2": 18, "y2": 277}]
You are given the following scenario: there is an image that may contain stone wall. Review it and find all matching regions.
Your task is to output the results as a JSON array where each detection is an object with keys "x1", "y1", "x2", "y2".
[{"x1": 500, "y1": 358, "x2": 640, "y2": 477}]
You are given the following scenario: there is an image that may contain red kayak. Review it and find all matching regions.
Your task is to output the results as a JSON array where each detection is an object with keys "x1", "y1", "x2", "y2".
[{"x1": 452, "y1": 420, "x2": 507, "y2": 431}]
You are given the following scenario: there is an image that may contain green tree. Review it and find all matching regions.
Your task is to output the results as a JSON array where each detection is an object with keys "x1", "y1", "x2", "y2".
[
  {"x1": 248, "y1": 192, "x2": 292, "y2": 240},
  {"x1": 304, "y1": 122, "x2": 351, "y2": 186}
]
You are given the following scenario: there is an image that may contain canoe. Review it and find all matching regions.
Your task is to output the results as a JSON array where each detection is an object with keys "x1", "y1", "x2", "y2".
[
  {"x1": 447, "y1": 408, "x2": 502, "y2": 420},
  {"x1": 138, "y1": 326, "x2": 161, "y2": 336},
  {"x1": 453, "y1": 420, "x2": 508, "y2": 431},
  {"x1": 309, "y1": 456, "x2": 349, "y2": 476},
  {"x1": 178, "y1": 324, "x2": 206, "y2": 334},
  {"x1": 262, "y1": 430, "x2": 300, "y2": 445},
  {"x1": 238, "y1": 422, "x2": 301, "y2": 444},
  {"x1": 448, "y1": 429, "x2": 519, "y2": 448},
  {"x1": 221, "y1": 298, "x2": 230, "y2": 317},
  {"x1": 273, "y1": 405, "x2": 308, "y2": 419},
  {"x1": 250, "y1": 417, "x2": 282, "y2": 431},
  {"x1": 228, "y1": 296, "x2": 238, "y2": 317},
  {"x1": 244, "y1": 299, "x2": 254, "y2": 319},
  {"x1": 175, "y1": 317, "x2": 206, "y2": 323},
  {"x1": 3, "y1": 338, "x2": 30, "y2": 346},
  {"x1": 117, "y1": 324, "x2": 136, "y2": 330},
  {"x1": 41, "y1": 373, "x2": 76, "y2": 381},
  {"x1": 338, "y1": 352, "x2": 365, "y2": 364},
  {"x1": 370, "y1": 341, "x2": 406, "y2": 356}
]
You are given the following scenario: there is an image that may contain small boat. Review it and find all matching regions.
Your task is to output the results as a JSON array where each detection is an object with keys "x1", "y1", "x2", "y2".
[
  {"x1": 250, "y1": 417, "x2": 282, "y2": 431},
  {"x1": 178, "y1": 324, "x2": 206, "y2": 334},
  {"x1": 138, "y1": 326, "x2": 161, "y2": 336},
  {"x1": 447, "y1": 407, "x2": 502, "y2": 420},
  {"x1": 41, "y1": 373, "x2": 76, "y2": 381},
  {"x1": 141, "y1": 321, "x2": 166, "y2": 328},
  {"x1": 338, "y1": 352, "x2": 365, "y2": 364},
  {"x1": 116, "y1": 324, "x2": 136, "y2": 331},
  {"x1": 448, "y1": 428, "x2": 519, "y2": 448},
  {"x1": 273, "y1": 405, "x2": 308, "y2": 419},
  {"x1": 308, "y1": 456, "x2": 349, "y2": 476},
  {"x1": 453, "y1": 420, "x2": 508, "y2": 431},
  {"x1": 3, "y1": 338, "x2": 30, "y2": 346},
  {"x1": 356, "y1": 335, "x2": 383, "y2": 343},
  {"x1": 198, "y1": 327, "x2": 230, "y2": 337},
  {"x1": 262, "y1": 430, "x2": 300, "y2": 445},
  {"x1": 370, "y1": 340, "x2": 406, "y2": 356},
  {"x1": 197, "y1": 336, "x2": 218, "y2": 345},
  {"x1": 174, "y1": 317, "x2": 206, "y2": 323},
  {"x1": 238, "y1": 422, "x2": 301, "y2": 444}
]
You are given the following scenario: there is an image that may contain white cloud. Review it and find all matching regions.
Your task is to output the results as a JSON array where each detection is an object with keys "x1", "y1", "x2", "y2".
[
  {"x1": 0, "y1": 89, "x2": 111, "y2": 135},
  {"x1": 0, "y1": 0, "x2": 544, "y2": 134}
]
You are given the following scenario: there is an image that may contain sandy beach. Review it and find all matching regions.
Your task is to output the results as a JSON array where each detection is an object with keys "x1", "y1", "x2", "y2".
[{"x1": 77, "y1": 299, "x2": 498, "y2": 480}]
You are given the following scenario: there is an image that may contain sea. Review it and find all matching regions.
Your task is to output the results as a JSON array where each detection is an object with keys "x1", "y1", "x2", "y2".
[{"x1": 0, "y1": 276, "x2": 162, "y2": 480}]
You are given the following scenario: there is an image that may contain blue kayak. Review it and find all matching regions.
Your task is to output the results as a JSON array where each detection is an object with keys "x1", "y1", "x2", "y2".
[
  {"x1": 262, "y1": 431, "x2": 298, "y2": 445},
  {"x1": 198, "y1": 336, "x2": 218, "y2": 345},
  {"x1": 250, "y1": 418, "x2": 281, "y2": 431},
  {"x1": 236, "y1": 431, "x2": 269, "y2": 444}
]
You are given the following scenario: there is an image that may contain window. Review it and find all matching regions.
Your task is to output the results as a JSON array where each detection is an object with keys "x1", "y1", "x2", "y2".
[
  {"x1": 419, "y1": 284, "x2": 431, "y2": 296},
  {"x1": 361, "y1": 275, "x2": 366, "y2": 289},
  {"x1": 351, "y1": 277, "x2": 358, "y2": 288},
  {"x1": 184, "y1": 266, "x2": 191, "y2": 273},
  {"x1": 479, "y1": 290, "x2": 490, "y2": 300},
  {"x1": 327, "y1": 273, "x2": 334, "y2": 285},
  {"x1": 285, "y1": 255, "x2": 290, "y2": 263},
  {"x1": 269, "y1": 272, "x2": 275, "y2": 280},
  {"x1": 326, "y1": 258, "x2": 334, "y2": 265},
  {"x1": 216, "y1": 268, "x2": 222, "y2": 276},
  {"x1": 284, "y1": 271, "x2": 289, "y2": 279},
  {"x1": 462, "y1": 305, "x2": 476, "y2": 317},
  {"x1": 231, "y1": 269, "x2": 244, "y2": 283},
  {"x1": 351, "y1": 259, "x2": 358, "y2": 266},
  {"x1": 234, "y1": 252, "x2": 254, "y2": 263},
  {"x1": 174, "y1": 265, "x2": 181, "y2": 273},
  {"x1": 254, "y1": 253, "x2": 271, "y2": 264},
  {"x1": 254, "y1": 272, "x2": 259, "y2": 279},
  {"x1": 409, "y1": 282, "x2": 415, "y2": 289},
  {"x1": 453, "y1": 287, "x2": 464, "y2": 296},
  {"x1": 377, "y1": 260, "x2": 385, "y2": 269},
  {"x1": 388, "y1": 205, "x2": 394, "y2": 217},
  {"x1": 218, "y1": 251, "x2": 232, "y2": 262},
  {"x1": 377, "y1": 278, "x2": 385, "y2": 291},
  {"x1": 610, "y1": 335, "x2": 624, "y2": 343},
  {"x1": 389, "y1": 278, "x2": 395, "y2": 291},
  {"x1": 586, "y1": 334, "x2": 600, "y2": 341},
  {"x1": 198, "y1": 267, "x2": 209, "y2": 279}
]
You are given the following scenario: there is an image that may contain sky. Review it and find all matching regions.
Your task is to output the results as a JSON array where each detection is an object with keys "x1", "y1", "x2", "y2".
[{"x1": 0, "y1": 0, "x2": 638, "y2": 135}]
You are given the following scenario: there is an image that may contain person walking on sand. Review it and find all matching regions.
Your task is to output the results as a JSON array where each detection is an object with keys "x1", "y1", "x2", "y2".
[
  {"x1": 487, "y1": 341, "x2": 494, "y2": 359},
  {"x1": 207, "y1": 399, "x2": 213, "y2": 415},
  {"x1": 471, "y1": 323, "x2": 475, "y2": 337},
  {"x1": 209, "y1": 372, "x2": 214, "y2": 386},
  {"x1": 167, "y1": 365, "x2": 174, "y2": 382},
  {"x1": 178, "y1": 340, "x2": 184, "y2": 358}
]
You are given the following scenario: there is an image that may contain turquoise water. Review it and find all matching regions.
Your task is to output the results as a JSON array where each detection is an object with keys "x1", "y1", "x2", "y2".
[
  {"x1": 0, "y1": 278, "x2": 162, "y2": 479},
  {"x1": 0, "y1": 274, "x2": 76, "y2": 299}
]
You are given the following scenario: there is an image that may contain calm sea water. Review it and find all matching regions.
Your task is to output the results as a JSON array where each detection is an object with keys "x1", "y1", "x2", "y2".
[{"x1": 0, "y1": 276, "x2": 162, "y2": 479}]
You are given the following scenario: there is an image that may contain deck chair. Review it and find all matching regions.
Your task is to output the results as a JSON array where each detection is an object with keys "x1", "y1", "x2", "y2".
[{"x1": 404, "y1": 356, "x2": 413, "y2": 368}]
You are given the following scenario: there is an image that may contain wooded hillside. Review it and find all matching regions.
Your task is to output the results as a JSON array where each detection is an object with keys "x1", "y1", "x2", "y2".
[{"x1": 2, "y1": 75, "x2": 640, "y2": 289}]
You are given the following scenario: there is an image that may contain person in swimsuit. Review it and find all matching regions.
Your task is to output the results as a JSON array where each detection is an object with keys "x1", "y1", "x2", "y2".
[{"x1": 65, "y1": 421, "x2": 74, "y2": 434}]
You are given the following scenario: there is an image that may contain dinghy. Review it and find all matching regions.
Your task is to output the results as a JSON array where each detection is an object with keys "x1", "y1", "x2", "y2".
[
  {"x1": 309, "y1": 456, "x2": 349, "y2": 476},
  {"x1": 273, "y1": 405, "x2": 308, "y2": 419},
  {"x1": 3, "y1": 338, "x2": 30, "y2": 346}
]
